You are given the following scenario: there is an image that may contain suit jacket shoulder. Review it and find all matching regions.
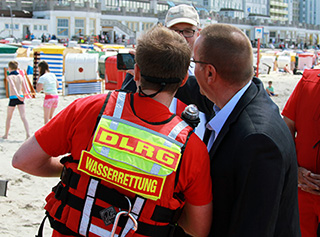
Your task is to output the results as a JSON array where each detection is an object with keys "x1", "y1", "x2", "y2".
[{"x1": 209, "y1": 77, "x2": 300, "y2": 236}]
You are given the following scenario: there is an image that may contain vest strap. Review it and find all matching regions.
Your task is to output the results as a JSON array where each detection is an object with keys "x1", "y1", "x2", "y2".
[
  {"x1": 60, "y1": 154, "x2": 79, "y2": 164},
  {"x1": 48, "y1": 212, "x2": 177, "y2": 237},
  {"x1": 35, "y1": 214, "x2": 48, "y2": 237},
  {"x1": 93, "y1": 91, "x2": 112, "y2": 133},
  {"x1": 53, "y1": 174, "x2": 181, "y2": 224},
  {"x1": 119, "y1": 196, "x2": 146, "y2": 236},
  {"x1": 79, "y1": 178, "x2": 99, "y2": 236},
  {"x1": 152, "y1": 205, "x2": 183, "y2": 223},
  {"x1": 174, "y1": 130, "x2": 193, "y2": 189}
]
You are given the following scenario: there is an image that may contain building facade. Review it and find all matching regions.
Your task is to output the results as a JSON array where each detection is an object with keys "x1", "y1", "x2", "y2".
[
  {"x1": 270, "y1": 0, "x2": 288, "y2": 23},
  {"x1": 0, "y1": 0, "x2": 319, "y2": 46},
  {"x1": 299, "y1": 0, "x2": 320, "y2": 25}
]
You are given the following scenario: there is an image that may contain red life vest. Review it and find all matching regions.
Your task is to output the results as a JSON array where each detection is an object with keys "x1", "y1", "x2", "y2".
[{"x1": 44, "y1": 91, "x2": 193, "y2": 236}]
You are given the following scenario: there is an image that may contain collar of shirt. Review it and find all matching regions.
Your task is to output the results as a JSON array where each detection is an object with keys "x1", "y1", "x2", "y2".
[
  {"x1": 189, "y1": 59, "x2": 195, "y2": 76},
  {"x1": 206, "y1": 80, "x2": 252, "y2": 141},
  {"x1": 9, "y1": 70, "x2": 19, "y2": 75}
]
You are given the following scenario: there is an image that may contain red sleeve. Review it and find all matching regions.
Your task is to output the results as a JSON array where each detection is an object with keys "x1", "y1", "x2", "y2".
[
  {"x1": 35, "y1": 94, "x2": 107, "y2": 157},
  {"x1": 282, "y1": 78, "x2": 303, "y2": 121},
  {"x1": 179, "y1": 133, "x2": 212, "y2": 206}
]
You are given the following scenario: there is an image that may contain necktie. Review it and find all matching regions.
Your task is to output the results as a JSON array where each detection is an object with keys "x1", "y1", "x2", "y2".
[
  {"x1": 203, "y1": 112, "x2": 215, "y2": 145},
  {"x1": 203, "y1": 128, "x2": 212, "y2": 145}
]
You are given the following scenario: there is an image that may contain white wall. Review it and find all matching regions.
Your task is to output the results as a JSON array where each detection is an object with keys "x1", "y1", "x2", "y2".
[
  {"x1": 33, "y1": 10, "x2": 101, "y2": 39},
  {"x1": 0, "y1": 17, "x2": 50, "y2": 40}
]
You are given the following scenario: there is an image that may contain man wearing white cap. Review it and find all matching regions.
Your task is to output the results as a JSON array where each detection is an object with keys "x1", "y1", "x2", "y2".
[
  {"x1": 165, "y1": 4, "x2": 200, "y2": 54},
  {"x1": 121, "y1": 4, "x2": 208, "y2": 139},
  {"x1": 122, "y1": 4, "x2": 200, "y2": 83}
]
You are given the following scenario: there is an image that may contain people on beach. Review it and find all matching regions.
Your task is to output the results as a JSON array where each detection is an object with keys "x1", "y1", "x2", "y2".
[
  {"x1": 266, "y1": 80, "x2": 278, "y2": 96},
  {"x1": 293, "y1": 66, "x2": 303, "y2": 75},
  {"x1": 284, "y1": 64, "x2": 293, "y2": 74},
  {"x1": 282, "y1": 69, "x2": 320, "y2": 237},
  {"x1": 2, "y1": 61, "x2": 30, "y2": 140},
  {"x1": 12, "y1": 26, "x2": 213, "y2": 236},
  {"x1": 175, "y1": 23, "x2": 301, "y2": 236},
  {"x1": 36, "y1": 61, "x2": 59, "y2": 124}
]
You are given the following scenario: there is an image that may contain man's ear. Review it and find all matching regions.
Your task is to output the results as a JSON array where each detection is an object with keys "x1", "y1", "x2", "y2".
[
  {"x1": 180, "y1": 72, "x2": 189, "y2": 87},
  {"x1": 134, "y1": 64, "x2": 140, "y2": 82},
  {"x1": 207, "y1": 64, "x2": 217, "y2": 85}
]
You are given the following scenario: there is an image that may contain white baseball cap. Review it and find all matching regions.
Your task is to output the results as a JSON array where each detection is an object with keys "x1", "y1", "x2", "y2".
[{"x1": 165, "y1": 4, "x2": 200, "y2": 28}]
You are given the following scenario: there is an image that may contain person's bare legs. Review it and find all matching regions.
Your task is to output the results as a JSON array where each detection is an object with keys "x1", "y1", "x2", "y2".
[
  {"x1": 2, "y1": 106, "x2": 15, "y2": 139},
  {"x1": 17, "y1": 104, "x2": 30, "y2": 139},
  {"x1": 43, "y1": 106, "x2": 51, "y2": 124},
  {"x1": 49, "y1": 106, "x2": 56, "y2": 121}
]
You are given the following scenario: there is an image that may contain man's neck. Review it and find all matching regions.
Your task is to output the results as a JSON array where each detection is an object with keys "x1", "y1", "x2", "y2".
[
  {"x1": 214, "y1": 80, "x2": 250, "y2": 109},
  {"x1": 139, "y1": 89, "x2": 175, "y2": 108}
]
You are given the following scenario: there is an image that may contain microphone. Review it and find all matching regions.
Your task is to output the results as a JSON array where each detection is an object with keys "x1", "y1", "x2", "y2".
[{"x1": 181, "y1": 104, "x2": 200, "y2": 129}]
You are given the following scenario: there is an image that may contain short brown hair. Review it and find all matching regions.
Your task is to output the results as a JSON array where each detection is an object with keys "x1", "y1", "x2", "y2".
[
  {"x1": 198, "y1": 24, "x2": 253, "y2": 85},
  {"x1": 8, "y1": 61, "x2": 18, "y2": 70},
  {"x1": 135, "y1": 25, "x2": 191, "y2": 93}
]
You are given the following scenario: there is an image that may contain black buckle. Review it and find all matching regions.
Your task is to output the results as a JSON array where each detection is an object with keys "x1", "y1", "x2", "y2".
[
  {"x1": 168, "y1": 224, "x2": 176, "y2": 237},
  {"x1": 54, "y1": 182, "x2": 64, "y2": 200},
  {"x1": 60, "y1": 167, "x2": 68, "y2": 182},
  {"x1": 173, "y1": 192, "x2": 185, "y2": 203},
  {"x1": 59, "y1": 167, "x2": 80, "y2": 189}
]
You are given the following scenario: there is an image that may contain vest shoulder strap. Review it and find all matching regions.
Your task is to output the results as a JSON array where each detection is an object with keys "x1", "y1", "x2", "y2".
[{"x1": 94, "y1": 91, "x2": 112, "y2": 133}]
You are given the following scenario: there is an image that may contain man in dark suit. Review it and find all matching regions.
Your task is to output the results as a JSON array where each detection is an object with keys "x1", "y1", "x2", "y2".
[{"x1": 175, "y1": 23, "x2": 301, "y2": 236}]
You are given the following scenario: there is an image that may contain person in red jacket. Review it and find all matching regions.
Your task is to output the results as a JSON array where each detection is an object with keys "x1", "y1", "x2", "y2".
[
  {"x1": 282, "y1": 69, "x2": 320, "y2": 237},
  {"x1": 12, "y1": 26, "x2": 212, "y2": 237}
]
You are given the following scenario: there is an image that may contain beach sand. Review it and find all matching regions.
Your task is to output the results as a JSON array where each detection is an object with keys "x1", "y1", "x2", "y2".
[{"x1": 0, "y1": 72, "x2": 302, "y2": 236}]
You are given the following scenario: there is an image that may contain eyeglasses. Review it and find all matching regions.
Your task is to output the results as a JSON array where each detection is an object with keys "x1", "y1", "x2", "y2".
[
  {"x1": 172, "y1": 29, "x2": 196, "y2": 38},
  {"x1": 191, "y1": 59, "x2": 216, "y2": 67}
]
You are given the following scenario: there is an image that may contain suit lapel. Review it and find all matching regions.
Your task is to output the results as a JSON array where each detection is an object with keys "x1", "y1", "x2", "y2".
[{"x1": 209, "y1": 79, "x2": 259, "y2": 159}]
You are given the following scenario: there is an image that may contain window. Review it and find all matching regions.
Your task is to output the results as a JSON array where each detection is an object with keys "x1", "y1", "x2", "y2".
[
  {"x1": 44, "y1": 25, "x2": 47, "y2": 31},
  {"x1": 126, "y1": 20, "x2": 141, "y2": 31},
  {"x1": 89, "y1": 19, "x2": 95, "y2": 35},
  {"x1": 34, "y1": 25, "x2": 37, "y2": 30},
  {"x1": 75, "y1": 18, "x2": 85, "y2": 36},
  {"x1": 262, "y1": 8, "x2": 266, "y2": 15},
  {"x1": 133, "y1": 22, "x2": 138, "y2": 31},
  {"x1": 148, "y1": 23, "x2": 153, "y2": 30},
  {"x1": 5, "y1": 24, "x2": 9, "y2": 29},
  {"x1": 142, "y1": 23, "x2": 153, "y2": 31},
  {"x1": 14, "y1": 24, "x2": 19, "y2": 30},
  {"x1": 270, "y1": 31, "x2": 276, "y2": 37},
  {"x1": 39, "y1": 25, "x2": 42, "y2": 30},
  {"x1": 57, "y1": 18, "x2": 69, "y2": 36}
]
